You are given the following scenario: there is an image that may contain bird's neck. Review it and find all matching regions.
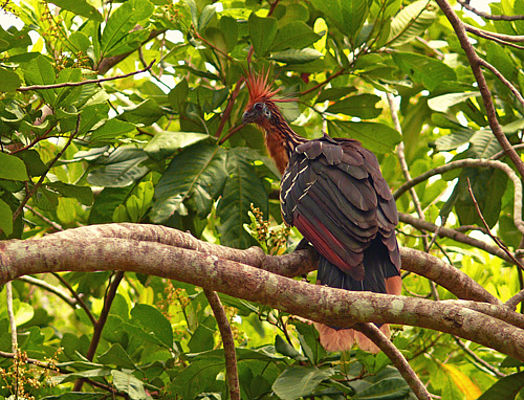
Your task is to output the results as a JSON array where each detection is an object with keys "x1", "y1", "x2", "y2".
[{"x1": 259, "y1": 108, "x2": 307, "y2": 174}]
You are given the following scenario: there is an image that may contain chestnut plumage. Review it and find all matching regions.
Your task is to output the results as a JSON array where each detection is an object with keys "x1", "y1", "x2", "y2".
[{"x1": 243, "y1": 71, "x2": 401, "y2": 352}]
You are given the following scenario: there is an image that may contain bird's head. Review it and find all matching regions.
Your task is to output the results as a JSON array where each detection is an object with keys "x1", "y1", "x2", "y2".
[{"x1": 242, "y1": 70, "x2": 290, "y2": 128}]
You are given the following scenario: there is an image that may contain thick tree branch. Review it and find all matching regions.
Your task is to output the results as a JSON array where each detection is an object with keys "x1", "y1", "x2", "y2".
[
  {"x1": 435, "y1": 0, "x2": 524, "y2": 177},
  {"x1": 355, "y1": 323, "x2": 431, "y2": 400},
  {"x1": 204, "y1": 290, "x2": 240, "y2": 400},
  {"x1": 34, "y1": 223, "x2": 496, "y2": 303},
  {"x1": 3, "y1": 234, "x2": 523, "y2": 360}
]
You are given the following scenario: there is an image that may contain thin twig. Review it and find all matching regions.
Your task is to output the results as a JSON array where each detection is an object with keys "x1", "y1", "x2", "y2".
[
  {"x1": 393, "y1": 158, "x2": 524, "y2": 235},
  {"x1": 17, "y1": 60, "x2": 155, "y2": 92},
  {"x1": 218, "y1": 123, "x2": 246, "y2": 145},
  {"x1": 215, "y1": 77, "x2": 245, "y2": 139},
  {"x1": 457, "y1": 0, "x2": 524, "y2": 21},
  {"x1": 478, "y1": 58, "x2": 524, "y2": 108},
  {"x1": 465, "y1": 177, "x2": 524, "y2": 270},
  {"x1": 464, "y1": 24, "x2": 524, "y2": 50},
  {"x1": 491, "y1": 144, "x2": 524, "y2": 161},
  {"x1": 204, "y1": 290, "x2": 240, "y2": 400},
  {"x1": 300, "y1": 68, "x2": 345, "y2": 97},
  {"x1": 12, "y1": 116, "x2": 82, "y2": 221},
  {"x1": 355, "y1": 323, "x2": 431, "y2": 400},
  {"x1": 6, "y1": 282, "x2": 17, "y2": 352},
  {"x1": 24, "y1": 205, "x2": 64, "y2": 231},
  {"x1": 435, "y1": 0, "x2": 524, "y2": 178},
  {"x1": 73, "y1": 271, "x2": 124, "y2": 391},
  {"x1": 19, "y1": 275, "x2": 75, "y2": 307},
  {"x1": 51, "y1": 272, "x2": 96, "y2": 325},
  {"x1": 453, "y1": 336, "x2": 506, "y2": 377}
]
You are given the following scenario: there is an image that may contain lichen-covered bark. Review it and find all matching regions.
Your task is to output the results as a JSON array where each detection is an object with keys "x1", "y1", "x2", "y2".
[{"x1": 2, "y1": 234, "x2": 524, "y2": 361}]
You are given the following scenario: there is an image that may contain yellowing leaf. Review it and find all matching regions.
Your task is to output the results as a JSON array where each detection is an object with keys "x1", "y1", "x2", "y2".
[{"x1": 440, "y1": 363, "x2": 482, "y2": 400}]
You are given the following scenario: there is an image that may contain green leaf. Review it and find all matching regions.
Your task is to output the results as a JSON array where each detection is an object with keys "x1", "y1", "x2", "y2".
[
  {"x1": 118, "y1": 99, "x2": 164, "y2": 126},
  {"x1": 152, "y1": 143, "x2": 227, "y2": 222},
  {"x1": 97, "y1": 344, "x2": 136, "y2": 369},
  {"x1": 0, "y1": 68, "x2": 21, "y2": 91},
  {"x1": 427, "y1": 92, "x2": 480, "y2": 113},
  {"x1": 434, "y1": 130, "x2": 473, "y2": 152},
  {"x1": 477, "y1": 371, "x2": 524, "y2": 400},
  {"x1": 326, "y1": 94, "x2": 382, "y2": 119},
  {"x1": 0, "y1": 152, "x2": 29, "y2": 181},
  {"x1": 270, "y1": 48, "x2": 323, "y2": 64},
  {"x1": 0, "y1": 198, "x2": 13, "y2": 236},
  {"x1": 88, "y1": 186, "x2": 134, "y2": 224},
  {"x1": 22, "y1": 55, "x2": 57, "y2": 104},
  {"x1": 388, "y1": 0, "x2": 438, "y2": 47},
  {"x1": 354, "y1": 377, "x2": 410, "y2": 399},
  {"x1": 392, "y1": 52, "x2": 457, "y2": 92},
  {"x1": 249, "y1": 13, "x2": 278, "y2": 56},
  {"x1": 328, "y1": 121, "x2": 401, "y2": 154},
  {"x1": 172, "y1": 360, "x2": 223, "y2": 399},
  {"x1": 51, "y1": 368, "x2": 112, "y2": 385},
  {"x1": 0, "y1": 26, "x2": 32, "y2": 51},
  {"x1": 168, "y1": 79, "x2": 189, "y2": 112},
  {"x1": 130, "y1": 304, "x2": 173, "y2": 348},
  {"x1": 470, "y1": 129, "x2": 502, "y2": 158},
  {"x1": 111, "y1": 370, "x2": 147, "y2": 400},
  {"x1": 188, "y1": 315, "x2": 216, "y2": 353},
  {"x1": 310, "y1": 0, "x2": 368, "y2": 39},
  {"x1": 42, "y1": 393, "x2": 108, "y2": 400},
  {"x1": 216, "y1": 148, "x2": 269, "y2": 249},
  {"x1": 144, "y1": 131, "x2": 210, "y2": 159},
  {"x1": 47, "y1": 182, "x2": 94, "y2": 205},
  {"x1": 198, "y1": 4, "x2": 219, "y2": 31},
  {"x1": 275, "y1": 335, "x2": 306, "y2": 361},
  {"x1": 219, "y1": 16, "x2": 238, "y2": 50},
  {"x1": 101, "y1": 0, "x2": 154, "y2": 56},
  {"x1": 15, "y1": 150, "x2": 47, "y2": 177},
  {"x1": 271, "y1": 22, "x2": 321, "y2": 51},
  {"x1": 272, "y1": 366, "x2": 335, "y2": 400},
  {"x1": 89, "y1": 119, "x2": 136, "y2": 145},
  {"x1": 49, "y1": 0, "x2": 103, "y2": 21},
  {"x1": 87, "y1": 147, "x2": 149, "y2": 187}
]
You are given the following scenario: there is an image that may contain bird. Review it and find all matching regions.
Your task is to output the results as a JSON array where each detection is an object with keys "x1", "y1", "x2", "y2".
[{"x1": 242, "y1": 70, "x2": 402, "y2": 353}]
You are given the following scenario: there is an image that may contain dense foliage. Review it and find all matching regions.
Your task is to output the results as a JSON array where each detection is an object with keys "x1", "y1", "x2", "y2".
[{"x1": 1, "y1": 0, "x2": 524, "y2": 398}]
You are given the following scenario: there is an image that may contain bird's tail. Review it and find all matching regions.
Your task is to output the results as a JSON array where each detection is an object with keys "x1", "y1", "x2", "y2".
[{"x1": 315, "y1": 241, "x2": 401, "y2": 353}]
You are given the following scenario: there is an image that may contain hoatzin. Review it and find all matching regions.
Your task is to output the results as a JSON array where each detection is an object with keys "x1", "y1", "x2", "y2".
[{"x1": 242, "y1": 72, "x2": 402, "y2": 353}]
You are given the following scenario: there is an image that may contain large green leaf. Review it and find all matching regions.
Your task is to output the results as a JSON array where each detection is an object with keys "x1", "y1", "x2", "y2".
[
  {"x1": 272, "y1": 366, "x2": 335, "y2": 400},
  {"x1": 388, "y1": 0, "x2": 438, "y2": 47},
  {"x1": 172, "y1": 359, "x2": 223, "y2": 399},
  {"x1": 100, "y1": 0, "x2": 154, "y2": 57},
  {"x1": 0, "y1": 152, "x2": 29, "y2": 181},
  {"x1": 271, "y1": 21, "x2": 321, "y2": 51},
  {"x1": 0, "y1": 198, "x2": 13, "y2": 236},
  {"x1": 326, "y1": 94, "x2": 382, "y2": 119},
  {"x1": 309, "y1": 0, "x2": 368, "y2": 39},
  {"x1": 97, "y1": 343, "x2": 136, "y2": 369},
  {"x1": 87, "y1": 147, "x2": 150, "y2": 187},
  {"x1": 354, "y1": 377, "x2": 410, "y2": 399},
  {"x1": 152, "y1": 143, "x2": 227, "y2": 222},
  {"x1": 49, "y1": 0, "x2": 103, "y2": 21},
  {"x1": 111, "y1": 370, "x2": 148, "y2": 400},
  {"x1": 392, "y1": 52, "x2": 457, "y2": 92},
  {"x1": 249, "y1": 13, "x2": 278, "y2": 56},
  {"x1": 130, "y1": 304, "x2": 173, "y2": 348},
  {"x1": 270, "y1": 48, "x2": 323, "y2": 64},
  {"x1": 328, "y1": 121, "x2": 401, "y2": 154},
  {"x1": 427, "y1": 92, "x2": 480, "y2": 113},
  {"x1": 89, "y1": 119, "x2": 136, "y2": 145},
  {"x1": 469, "y1": 129, "x2": 502, "y2": 158},
  {"x1": 0, "y1": 68, "x2": 21, "y2": 91},
  {"x1": 216, "y1": 148, "x2": 269, "y2": 249},
  {"x1": 144, "y1": 131, "x2": 210, "y2": 159},
  {"x1": 477, "y1": 371, "x2": 524, "y2": 400}
]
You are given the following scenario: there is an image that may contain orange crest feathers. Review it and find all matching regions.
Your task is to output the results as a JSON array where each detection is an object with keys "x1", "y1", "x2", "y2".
[{"x1": 246, "y1": 69, "x2": 281, "y2": 108}]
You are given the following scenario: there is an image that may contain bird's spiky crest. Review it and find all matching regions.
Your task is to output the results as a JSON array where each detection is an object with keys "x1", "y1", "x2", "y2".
[
  {"x1": 245, "y1": 69, "x2": 295, "y2": 108},
  {"x1": 246, "y1": 69, "x2": 280, "y2": 108}
]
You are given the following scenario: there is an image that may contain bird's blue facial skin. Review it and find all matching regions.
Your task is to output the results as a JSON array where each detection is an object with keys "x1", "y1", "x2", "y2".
[{"x1": 243, "y1": 102, "x2": 272, "y2": 124}]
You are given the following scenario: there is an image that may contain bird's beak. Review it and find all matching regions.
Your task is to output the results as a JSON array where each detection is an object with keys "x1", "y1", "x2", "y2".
[{"x1": 242, "y1": 110, "x2": 256, "y2": 124}]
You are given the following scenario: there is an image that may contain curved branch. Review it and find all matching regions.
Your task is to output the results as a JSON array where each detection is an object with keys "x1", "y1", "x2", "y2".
[
  {"x1": 204, "y1": 290, "x2": 240, "y2": 400},
  {"x1": 355, "y1": 323, "x2": 431, "y2": 400},
  {"x1": 435, "y1": 0, "x2": 524, "y2": 177},
  {"x1": 18, "y1": 275, "x2": 76, "y2": 308},
  {"x1": 457, "y1": 0, "x2": 524, "y2": 22},
  {"x1": 36, "y1": 222, "x2": 496, "y2": 303},
  {"x1": 399, "y1": 212, "x2": 512, "y2": 263},
  {"x1": 393, "y1": 158, "x2": 524, "y2": 235},
  {"x1": 2, "y1": 236, "x2": 522, "y2": 360}
]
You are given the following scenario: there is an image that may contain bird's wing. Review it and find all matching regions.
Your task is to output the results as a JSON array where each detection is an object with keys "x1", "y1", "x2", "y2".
[{"x1": 280, "y1": 138, "x2": 399, "y2": 280}]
